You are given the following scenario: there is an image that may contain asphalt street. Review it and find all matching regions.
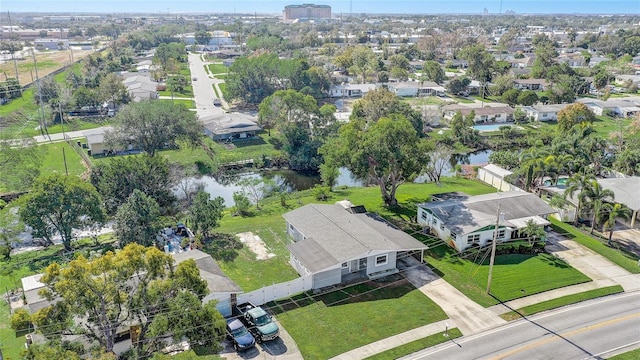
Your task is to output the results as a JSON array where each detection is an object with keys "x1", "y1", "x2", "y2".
[
  {"x1": 187, "y1": 52, "x2": 225, "y2": 119},
  {"x1": 401, "y1": 291, "x2": 640, "y2": 360}
]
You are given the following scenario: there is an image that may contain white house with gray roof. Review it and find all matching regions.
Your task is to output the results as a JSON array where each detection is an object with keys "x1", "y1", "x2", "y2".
[
  {"x1": 417, "y1": 192, "x2": 556, "y2": 252},
  {"x1": 283, "y1": 202, "x2": 428, "y2": 289}
]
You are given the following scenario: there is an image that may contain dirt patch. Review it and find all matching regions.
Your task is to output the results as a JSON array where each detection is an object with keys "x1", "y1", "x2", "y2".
[
  {"x1": 0, "y1": 49, "x2": 94, "y2": 86},
  {"x1": 237, "y1": 231, "x2": 275, "y2": 260}
]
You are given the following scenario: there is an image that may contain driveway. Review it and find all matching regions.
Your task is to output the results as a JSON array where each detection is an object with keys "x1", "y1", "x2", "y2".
[{"x1": 219, "y1": 319, "x2": 302, "y2": 360}]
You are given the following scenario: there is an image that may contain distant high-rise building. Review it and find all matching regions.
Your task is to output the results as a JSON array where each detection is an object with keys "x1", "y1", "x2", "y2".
[{"x1": 283, "y1": 4, "x2": 331, "y2": 21}]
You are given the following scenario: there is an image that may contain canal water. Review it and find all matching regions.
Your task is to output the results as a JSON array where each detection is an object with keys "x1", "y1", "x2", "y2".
[{"x1": 178, "y1": 150, "x2": 492, "y2": 207}]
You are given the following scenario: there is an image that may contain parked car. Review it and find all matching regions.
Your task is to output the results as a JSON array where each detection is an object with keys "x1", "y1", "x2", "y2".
[
  {"x1": 233, "y1": 302, "x2": 279, "y2": 342},
  {"x1": 226, "y1": 319, "x2": 256, "y2": 351},
  {"x1": 213, "y1": 98, "x2": 222, "y2": 106},
  {"x1": 192, "y1": 77, "x2": 197, "y2": 81}
]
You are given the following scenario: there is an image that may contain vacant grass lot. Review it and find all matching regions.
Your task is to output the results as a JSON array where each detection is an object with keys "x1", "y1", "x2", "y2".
[
  {"x1": 427, "y1": 252, "x2": 592, "y2": 307},
  {"x1": 207, "y1": 63, "x2": 228, "y2": 74},
  {"x1": 0, "y1": 301, "x2": 26, "y2": 360},
  {"x1": 38, "y1": 141, "x2": 88, "y2": 177},
  {"x1": 550, "y1": 219, "x2": 639, "y2": 273},
  {"x1": 500, "y1": 285, "x2": 624, "y2": 321},
  {"x1": 274, "y1": 281, "x2": 448, "y2": 360},
  {"x1": 158, "y1": 98, "x2": 195, "y2": 109}
]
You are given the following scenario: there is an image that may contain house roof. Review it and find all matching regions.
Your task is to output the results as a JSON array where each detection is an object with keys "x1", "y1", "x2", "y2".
[
  {"x1": 172, "y1": 249, "x2": 242, "y2": 293},
  {"x1": 200, "y1": 112, "x2": 262, "y2": 136},
  {"x1": 482, "y1": 164, "x2": 513, "y2": 178},
  {"x1": 459, "y1": 106, "x2": 514, "y2": 117},
  {"x1": 419, "y1": 191, "x2": 556, "y2": 236},
  {"x1": 284, "y1": 204, "x2": 428, "y2": 273},
  {"x1": 596, "y1": 177, "x2": 640, "y2": 211}
]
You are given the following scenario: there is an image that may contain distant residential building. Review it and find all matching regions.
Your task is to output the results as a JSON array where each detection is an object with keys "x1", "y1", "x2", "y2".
[
  {"x1": 283, "y1": 4, "x2": 331, "y2": 21},
  {"x1": 34, "y1": 38, "x2": 69, "y2": 50}
]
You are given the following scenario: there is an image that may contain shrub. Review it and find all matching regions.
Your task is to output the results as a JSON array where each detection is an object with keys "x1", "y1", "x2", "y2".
[
  {"x1": 232, "y1": 192, "x2": 252, "y2": 216},
  {"x1": 11, "y1": 308, "x2": 31, "y2": 332},
  {"x1": 204, "y1": 233, "x2": 243, "y2": 261},
  {"x1": 312, "y1": 185, "x2": 331, "y2": 201}
]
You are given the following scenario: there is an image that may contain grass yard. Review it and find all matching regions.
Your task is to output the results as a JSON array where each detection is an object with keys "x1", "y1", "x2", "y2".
[
  {"x1": 426, "y1": 252, "x2": 592, "y2": 307},
  {"x1": 213, "y1": 74, "x2": 227, "y2": 80},
  {"x1": 500, "y1": 285, "x2": 624, "y2": 321},
  {"x1": 207, "y1": 63, "x2": 228, "y2": 74},
  {"x1": 0, "y1": 88, "x2": 38, "y2": 117},
  {"x1": 452, "y1": 96, "x2": 475, "y2": 104},
  {"x1": 212, "y1": 84, "x2": 221, "y2": 99},
  {"x1": 158, "y1": 98, "x2": 195, "y2": 109},
  {"x1": 364, "y1": 328, "x2": 463, "y2": 360},
  {"x1": 550, "y1": 219, "x2": 640, "y2": 273},
  {"x1": 37, "y1": 141, "x2": 88, "y2": 177},
  {"x1": 0, "y1": 301, "x2": 26, "y2": 360},
  {"x1": 158, "y1": 84, "x2": 193, "y2": 98},
  {"x1": 218, "y1": 83, "x2": 226, "y2": 95},
  {"x1": 273, "y1": 281, "x2": 448, "y2": 360},
  {"x1": 212, "y1": 177, "x2": 495, "y2": 291}
]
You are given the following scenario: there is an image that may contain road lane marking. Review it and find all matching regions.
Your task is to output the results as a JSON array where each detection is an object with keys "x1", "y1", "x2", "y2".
[{"x1": 488, "y1": 312, "x2": 640, "y2": 360}]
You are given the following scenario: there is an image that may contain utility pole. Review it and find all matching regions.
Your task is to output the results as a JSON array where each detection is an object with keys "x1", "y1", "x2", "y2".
[{"x1": 487, "y1": 204, "x2": 503, "y2": 294}]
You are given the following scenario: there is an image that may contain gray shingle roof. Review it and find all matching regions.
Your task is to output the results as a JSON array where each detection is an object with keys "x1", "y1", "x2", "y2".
[
  {"x1": 284, "y1": 204, "x2": 427, "y2": 272},
  {"x1": 597, "y1": 177, "x2": 640, "y2": 211},
  {"x1": 173, "y1": 250, "x2": 242, "y2": 293},
  {"x1": 419, "y1": 191, "x2": 556, "y2": 235}
]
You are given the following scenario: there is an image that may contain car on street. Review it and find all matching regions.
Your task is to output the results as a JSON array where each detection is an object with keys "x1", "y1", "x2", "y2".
[
  {"x1": 192, "y1": 77, "x2": 197, "y2": 81},
  {"x1": 213, "y1": 98, "x2": 222, "y2": 106},
  {"x1": 226, "y1": 319, "x2": 256, "y2": 351}
]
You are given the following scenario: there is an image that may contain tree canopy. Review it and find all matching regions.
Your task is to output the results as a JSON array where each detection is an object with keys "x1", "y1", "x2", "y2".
[
  {"x1": 18, "y1": 174, "x2": 105, "y2": 251},
  {"x1": 321, "y1": 115, "x2": 431, "y2": 206},
  {"x1": 106, "y1": 100, "x2": 203, "y2": 157},
  {"x1": 39, "y1": 244, "x2": 225, "y2": 356},
  {"x1": 557, "y1": 103, "x2": 596, "y2": 132},
  {"x1": 114, "y1": 190, "x2": 162, "y2": 247}
]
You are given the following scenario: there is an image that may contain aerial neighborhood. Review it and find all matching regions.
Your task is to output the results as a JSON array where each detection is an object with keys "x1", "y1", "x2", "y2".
[{"x1": 1, "y1": 2, "x2": 640, "y2": 360}]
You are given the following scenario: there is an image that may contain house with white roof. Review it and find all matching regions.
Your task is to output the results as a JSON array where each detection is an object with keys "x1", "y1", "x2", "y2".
[
  {"x1": 521, "y1": 104, "x2": 566, "y2": 122},
  {"x1": 417, "y1": 192, "x2": 557, "y2": 252}
]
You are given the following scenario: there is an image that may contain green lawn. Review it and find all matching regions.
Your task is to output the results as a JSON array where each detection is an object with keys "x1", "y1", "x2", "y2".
[
  {"x1": 38, "y1": 141, "x2": 88, "y2": 177},
  {"x1": 364, "y1": 328, "x2": 463, "y2": 360},
  {"x1": 158, "y1": 83, "x2": 193, "y2": 98},
  {"x1": 609, "y1": 348, "x2": 640, "y2": 360},
  {"x1": 500, "y1": 285, "x2": 624, "y2": 321},
  {"x1": 550, "y1": 219, "x2": 640, "y2": 274},
  {"x1": 274, "y1": 282, "x2": 448, "y2": 360},
  {"x1": 427, "y1": 251, "x2": 592, "y2": 307},
  {"x1": 0, "y1": 88, "x2": 38, "y2": 117},
  {"x1": 0, "y1": 301, "x2": 26, "y2": 360},
  {"x1": 452, "y1": 96, "x2": 475, "y2": 104},
  {"x1": 213, "y1": 178, "x2": 495, "y2": 291},
  {"x1": 207, "y1": 63, "x2": 228, "y2": 74},
  {"x1": 212, "y1": 84, "x2": 221, "y2": 99},
  {"x1": 213, "y1": 74, "x2": 227, "y2": 80},
  {"x1": 158, "y1": 98, "x2": 195, "y2": 109},
  {"x1": 218, "y1": 83, "x2": 226, "y2": 95}
]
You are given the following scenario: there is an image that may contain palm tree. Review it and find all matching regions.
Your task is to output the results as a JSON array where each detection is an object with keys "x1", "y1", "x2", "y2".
[
  {"x1": 521, "y1": 219, "x2": 546, "y2": 245},
  {"x1": 579, "y1": 180, "x2": 615, "y2": 234},
  {"x1": 600, "y1": 203, "x2": 632, "y2": 245},
  {"x1": 564, "y1": 173, "x2": 596, "y2": 226}
]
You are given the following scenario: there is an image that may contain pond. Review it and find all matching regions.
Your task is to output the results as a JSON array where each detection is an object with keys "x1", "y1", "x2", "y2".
[{"x1": 179, "y1": 150, "x2": 494, "y2": 206}]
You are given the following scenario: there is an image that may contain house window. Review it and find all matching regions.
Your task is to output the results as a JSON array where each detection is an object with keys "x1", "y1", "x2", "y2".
[
  {"x1": 421, "y1": 211, "x2": 427, "y2": 220},
  {"x1": 497, "y1": 229, "x2": 506, "y2": 239},
  {"x1": 467, "y1": 234, "x2": 480, "y2": 244},
  {"x1": 341, "y1": 262, "x2": 349, "y2": 269},
  {"x1": 439, "y1": 222, "x2": 445, "y2": 231},
  {"x1": 450, "y1": 232, "x2": 457, "y2": 239},
  {"x1": 432, "y1": 217, "x2": 437, "y2": 226},
  {"x1": 375, "y1": 254, "x2": 388, "y2": 266}
]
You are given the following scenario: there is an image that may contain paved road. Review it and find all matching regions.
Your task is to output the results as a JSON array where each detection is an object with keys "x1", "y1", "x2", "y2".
[
  {"x1": 400, "y1": 291, "x2": 640, "y2": 360},
  {"x1": 188, "y1": 52, "x2": 225, "y2": 119}
]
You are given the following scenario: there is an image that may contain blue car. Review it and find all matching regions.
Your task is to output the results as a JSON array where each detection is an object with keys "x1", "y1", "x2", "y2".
[{"x1": 226, "y1": 319, "x2": 256, "y2": 351}]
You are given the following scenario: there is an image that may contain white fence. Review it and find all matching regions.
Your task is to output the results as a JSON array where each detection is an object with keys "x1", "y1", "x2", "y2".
[{"x1": 215, "y1": 275, "x2": 313, "y2": 317}]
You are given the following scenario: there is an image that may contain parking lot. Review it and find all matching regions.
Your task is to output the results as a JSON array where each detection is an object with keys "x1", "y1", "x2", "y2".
[{"x1": 219, "y1": 320, "x2": 302, "y2": 360}]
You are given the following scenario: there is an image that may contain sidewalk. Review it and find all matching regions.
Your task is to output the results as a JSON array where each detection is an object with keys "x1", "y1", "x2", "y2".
[{"x1": 329, "y1": 320, "x2": 454, "y2": 360}]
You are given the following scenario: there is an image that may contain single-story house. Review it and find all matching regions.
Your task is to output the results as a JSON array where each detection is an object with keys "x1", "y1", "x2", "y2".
[
  {"x1": 122, "y1": 74, "x2": 159, "y2": 102},
  {"x1": 387, "y1": 81, "x2": 446, "y2": 97},
  {"x1": 34, "y1": 38, "x2": 69, "y2": 50},
  {"x1": 521, "y1": 104, "x2": 566, "y2": 122},
  {"x1": 283, "y1": 201, "x2": 428, "y2": 289},
  {"x1": 445, "y1": 106, "x2": 514, "y2": 123},
  {"x1": 417, "y1": 191, "x2": 557, "y2": 252},
  {"x1": 577, "y1": 98, "x2": 640, "y2": 117},
  {"x1": 328, "y1": 83, "x2": 378, "y2": 98},
  {"x1": 596, "y1": 177, "x2": 640, "y2": 227},
  {"x1": 200, "y1": 112, "x2": 262, "y2": 141},
  {"x1": 513, "y1": 78, "x2": 549, "y2": 91}
]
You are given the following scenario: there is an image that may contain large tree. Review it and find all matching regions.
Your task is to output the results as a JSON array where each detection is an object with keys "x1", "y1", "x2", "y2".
[
  {"x1": 90, "y1": 155, "x2": 176, "y2": 214},
  {"x1": 106, "y1": 100, "x2": 202, "y2": 157},
  {"x1": 257, "y1": 89, "x2": 319, "y2": 135},
  {"x1": 421, "y1": 60, "x2": 446, "y2": 85},
  {"x1": 350, "y1": 87, "x2": 423, "y2": 136},
  {"x1": 579, "y1": 179, "x2": 615, "y2": 234},
  {"x1": 39, "y1": 244, "x2": 225, "y2": 355},
  {"x1": 557, "y1": 103, "x2": 596, "y2": 132},
  {"x1": 321, "y1": 115, "x2": 431, "y2": 206},
  {"x1": 114, "y1": 190, "x2": 162, "y2": 247},
  {"x1": 18, "y1": 174, "x2": 105, "y2": 251},
  {"x1": 459, "y1": 44, "x2": 496, "y2": 96},
  {"x1": 600, "y1": 203, "x2": 632, "y2": 245},
  {"x1": 188, "y1": 191, "x2": 225, "y2": 239}
]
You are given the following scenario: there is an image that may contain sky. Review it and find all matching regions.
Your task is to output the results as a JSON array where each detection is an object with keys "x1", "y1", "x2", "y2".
[{"x1": 2, "y1": 0, "x2": 639, "y2": 15}]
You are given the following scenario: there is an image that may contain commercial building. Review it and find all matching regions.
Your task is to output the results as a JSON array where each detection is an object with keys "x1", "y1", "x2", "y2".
[{"x1": 283, "y1": 4, "x2": 331, "y2": 21}]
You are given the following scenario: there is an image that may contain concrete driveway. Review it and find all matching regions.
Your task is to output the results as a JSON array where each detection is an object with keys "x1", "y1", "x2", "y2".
[{"x1": 219, "y1": 319, "x2": 302, "y2": 360}]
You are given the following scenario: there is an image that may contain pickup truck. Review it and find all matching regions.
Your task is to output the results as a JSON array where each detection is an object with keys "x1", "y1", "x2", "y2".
[{"x1": 233, "y1": 302, "x2": 279, "y2": 342}]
